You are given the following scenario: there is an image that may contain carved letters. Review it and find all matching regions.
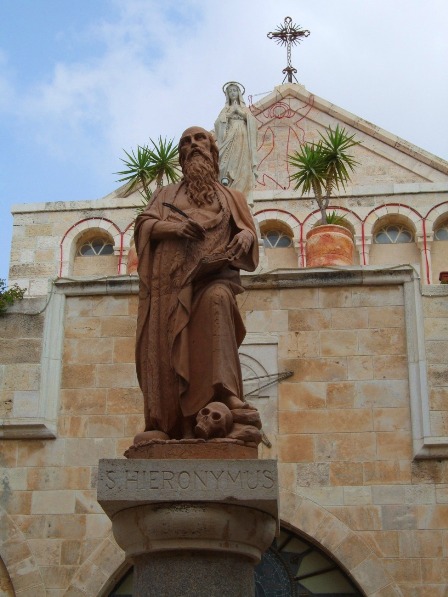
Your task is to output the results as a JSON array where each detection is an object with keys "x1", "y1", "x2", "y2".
[{"x1": 104, "y1": 466, "x2": 274, "y2": 492}]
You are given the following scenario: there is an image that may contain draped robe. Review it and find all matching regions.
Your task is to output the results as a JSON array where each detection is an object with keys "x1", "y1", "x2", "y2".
[
  {"x1": 134, "y1": 182, "x2": 258, "y2": 438},
  {"x1": 214, "y1": 104, "x2": 258, "y2": 196}
]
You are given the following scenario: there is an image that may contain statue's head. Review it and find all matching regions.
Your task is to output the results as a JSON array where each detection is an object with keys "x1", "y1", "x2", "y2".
[
  {"x1": 179, "y1": 126, "x2": 219, "y2": 178},
  {"x1": 223, "y1": 81, "x2": 245, "y2": 106}
]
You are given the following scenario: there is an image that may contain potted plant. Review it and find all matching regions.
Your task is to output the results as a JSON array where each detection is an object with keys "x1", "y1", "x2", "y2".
[
  {"x1": 288, "y1": 125, "x2": 360, "y2": 267},
  {"x1": 116, "y1": 137, "x2": 181, "y2": 273}
]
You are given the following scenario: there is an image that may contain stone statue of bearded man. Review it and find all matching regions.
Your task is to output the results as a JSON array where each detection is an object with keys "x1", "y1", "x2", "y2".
[{"x1": 133, "y1": 126, "x2": 260, "y2": 443}]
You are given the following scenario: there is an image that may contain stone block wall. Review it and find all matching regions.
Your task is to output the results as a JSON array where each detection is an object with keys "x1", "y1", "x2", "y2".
[
  {"x1": 0, "y1": 302, "x2": 45, "y2": 421},
  {"x1": 9, "y1": 196, "x2": 136, "y2": 296},
  {"x1": 423, "y1": 290, "x2": 448, "y2": 437},
  {"x1": 0, "y1": 272, "x2": 448, "y2": 595}
]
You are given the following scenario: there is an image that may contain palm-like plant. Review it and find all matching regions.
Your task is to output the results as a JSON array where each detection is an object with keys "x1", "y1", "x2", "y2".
[
  {"x1": 116, "y1": 136, "x2": 181, "y2": 211},
  {"x1": 146, "y1": 136, "x2": 181, "y2": 188},
  {"x1": 288, "y1": 125, "x2": 360, "y2": 224}
]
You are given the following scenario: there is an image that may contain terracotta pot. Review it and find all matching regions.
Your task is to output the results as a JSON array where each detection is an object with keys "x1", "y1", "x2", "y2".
[
  {"x1": 127, "y1": 242, "x2": 138, "y2": 274},
  {"x1": 439, "y1": 271, "x2": 448, "y2": 284},
  {"x1": 306, "y1": 224, "x2": 354, "y2": 267}
]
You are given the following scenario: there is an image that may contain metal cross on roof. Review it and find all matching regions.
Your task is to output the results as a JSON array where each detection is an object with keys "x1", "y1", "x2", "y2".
[{"x1": 267, "y1": 16, "x2": 310, "y2": 84}]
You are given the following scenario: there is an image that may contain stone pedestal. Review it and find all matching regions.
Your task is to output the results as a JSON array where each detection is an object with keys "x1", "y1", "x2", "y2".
[{"x1": 98, "y1": 458, "x2": 278, "y2": 597}]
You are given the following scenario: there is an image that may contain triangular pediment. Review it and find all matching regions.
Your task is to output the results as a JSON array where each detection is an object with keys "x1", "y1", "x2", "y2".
[{"x1": 250, "y1": 83, "x2": 448, "y2": 192}]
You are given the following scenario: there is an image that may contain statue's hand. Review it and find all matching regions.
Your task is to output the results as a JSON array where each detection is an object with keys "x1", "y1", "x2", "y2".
[
  {"x1": 177, "y1": 218, "x2": 206, "y2": 241},
  {"x1": 226, "y1": 230, "x2": 253, "y2": 260}
]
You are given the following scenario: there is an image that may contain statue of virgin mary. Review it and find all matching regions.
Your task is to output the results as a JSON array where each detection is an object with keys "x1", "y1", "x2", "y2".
[{"x1": 214, "y1": 81, "x2": 258, "y2": 198}]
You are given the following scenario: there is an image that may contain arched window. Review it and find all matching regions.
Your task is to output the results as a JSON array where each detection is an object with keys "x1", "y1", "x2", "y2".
[
  {"x1": 258, "y1": 220, "x2": 297, "y2": 268},
  {"x1": 374, "y1": 224, "x2": 413, "y2": 244},
  {"x1": 260, "y1": 220, "x2": 294, "y2": 250},
  {"x1": 72, "y1": 229, "x2": 118, "y2": 276},
  {"x1": 434, "y1": 222, "x2": 448, "y2": 241},
  {"x1": 369, "y1": 215, "x2": 419, "y2": 270},
  {"x1": 432, "y1": 217, "x2": 448, "y2": 284},
  {"x1": 262, "y1": 229, "x2": 293, "y2": 248},
  {"x1": 78, "y1": 238, "x2": 114, "y2": 256},
  {"x1": 108, "y1": 526, "x2": 365, "y2": 596}
]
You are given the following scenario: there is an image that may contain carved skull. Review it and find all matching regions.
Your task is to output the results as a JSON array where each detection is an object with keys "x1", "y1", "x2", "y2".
[{"x1": 195, "y1": 402, "x2": 233, "y2": 440}]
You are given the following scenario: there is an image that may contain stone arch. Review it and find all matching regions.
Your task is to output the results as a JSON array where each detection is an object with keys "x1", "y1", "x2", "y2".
[
  {"x1": 279, "y1": 488, "x2": 403, "y2": 596},
  {"x1": 0, "y1": 505, "x2": 45, "y2": 593},
  {"x1": 63, "y1": 530, "x2": 126, "y2": 596},
  {"x1": 425, "y1": 201, "x2": 448, "y2": 284},
  {"x1": 122, "y1": 221, "x2": 135, "y2": 250},
  {"x1": 59, "y1": 218, "x2": 123, "y2": 277},
  {"x1": 254, "y1": 208, "x2": 301, "y2": 241},
  {"x1": 0, "y1": 556, "x2": 13, "y2": 597},
  {"x1": 363, "y1": 204, "x2": 423, "y2": 240},
  {"x1": 302, "y1": 206, "x2": 362, "y2": 239},
  {"x1": 121, "y1": 221, "x2": 137, "y2": 275},
  {"x1": 425, "y1": 200, "x2": 448, "y2": 235},
  {"x1": 255, "y1": 209, "x2": 301, "y2": 269},
  {"x1": 365, "y1": 204, "x2": 423, "y2": 272}
]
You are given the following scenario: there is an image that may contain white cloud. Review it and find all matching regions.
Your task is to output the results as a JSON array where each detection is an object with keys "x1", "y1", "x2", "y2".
[
  {"x1": 2, "y1": 0, "x2": 447, "y2": 168},
  {"x1": 0, "y1": 0, "x2": 446, "y2": 199}
]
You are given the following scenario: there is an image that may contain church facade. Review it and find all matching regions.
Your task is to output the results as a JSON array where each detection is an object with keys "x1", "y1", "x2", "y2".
[{"x1": 1, "y1": 83, "x2": 448, "y2": 595}]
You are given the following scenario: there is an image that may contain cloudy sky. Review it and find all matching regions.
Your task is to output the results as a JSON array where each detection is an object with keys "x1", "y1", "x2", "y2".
[{"x1": 1, "y1": 0, "x2": 447, "y2": 282}]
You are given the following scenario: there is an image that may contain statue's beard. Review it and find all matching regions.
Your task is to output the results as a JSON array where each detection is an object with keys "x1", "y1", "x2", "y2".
[{"x1": 182, "y1": 150, "x2": 217, "y2": 207}]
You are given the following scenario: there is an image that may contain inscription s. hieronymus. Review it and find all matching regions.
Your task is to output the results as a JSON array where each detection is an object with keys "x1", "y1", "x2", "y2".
[{"x1": 119, "y1": 468, "x2": 275, "y2": 492}]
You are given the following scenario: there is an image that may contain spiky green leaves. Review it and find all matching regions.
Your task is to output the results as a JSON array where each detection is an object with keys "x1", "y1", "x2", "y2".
[
  {"x1": 288, "y1": 125, "x2": 360, "y2": 222},
  {"x1": 116, "y1": 136, "x2": 181, "y2": 208}
]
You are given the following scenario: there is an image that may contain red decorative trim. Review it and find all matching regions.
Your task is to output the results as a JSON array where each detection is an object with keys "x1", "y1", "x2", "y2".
[{"x1": 59, "y1": 217, "x2": 123, "y2": 277}]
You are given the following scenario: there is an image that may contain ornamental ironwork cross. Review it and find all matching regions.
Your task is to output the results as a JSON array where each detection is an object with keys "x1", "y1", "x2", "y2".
[{"x1": 267, "y1": 16, "x2": 310, "y2": 83}]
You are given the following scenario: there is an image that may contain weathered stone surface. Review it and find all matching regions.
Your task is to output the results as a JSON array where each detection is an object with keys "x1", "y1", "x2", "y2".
[
  {"x1": 98, "y1": 458, "x2": 278, "y2": 597},
  {"x1": 97, "y1": 458, "x2": 278, "y2": 518},
  {"x1": 125, "y1": 440, "x2": 258, "y2": 460},
  {"x1": 134, "y1": 552, "x2": 254, "y2": 597}
]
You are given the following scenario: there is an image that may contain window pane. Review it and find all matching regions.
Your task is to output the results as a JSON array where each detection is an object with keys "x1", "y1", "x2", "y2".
[
  {"x1": 435, "y1": 227, "x2": 448, "y2": 240},
  {"x1": 266, "y1": 232, "x2": 280, "y2": 244},
  {"x1": 92, "y1": 240, "x2": 105, "y2": 252},
  {"x1": 374, "y1": 231, "x2": 390, "y2": 244},
  {"x1": 79, "y1": 244, "x2": 96, "y2": 255},
  {"x1": 99, "y1": 244, "x2": 114, "y2": 255},
  {"x1": 263, "y1": 230, "x2": 293, "y2": 249},
  {"x1": 78, "y1": 238, "x2": 114, "y2": 256},
  {"x1": 374, "y1": 225, "x2": 413, "y2": 244},
  {"x1": 276, "y1": 235, "x2": 292, "y2": 248},
  {"x1": 397, "y1": 230, "x2": 412, "y2": 243},
  {"x1": 262, "y1": 237, "x2": 271, "y2": 248}
]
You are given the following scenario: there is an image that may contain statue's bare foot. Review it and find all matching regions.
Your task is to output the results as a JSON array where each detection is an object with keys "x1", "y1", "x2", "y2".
[
  {"x1": 231, "y1": 408, "x2": 262, "y2": 429},
  {"x1": 133, "y1": 430, "x2": 169, "y2": 444},
  {"x1": 228, "y1": 423, "x2": 262, "y2": 445},
  {"x1": 222, "y1": 395, "x2": 247, "y2": 410}
]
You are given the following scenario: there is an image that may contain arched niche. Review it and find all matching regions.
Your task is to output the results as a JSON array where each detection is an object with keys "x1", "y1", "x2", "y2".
[
  {"x1": 430, "y1": 210, "x2": 448, "y2": 283},
  {"x1": 256, "y1": 211, "x2": 300, "y2": 269},
  {"x1": 59, "y1": 218, "x2": 122, "y2": 277},
  {"x1": 368, "y1": 212, "x2": 420, "y2": 269}
]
